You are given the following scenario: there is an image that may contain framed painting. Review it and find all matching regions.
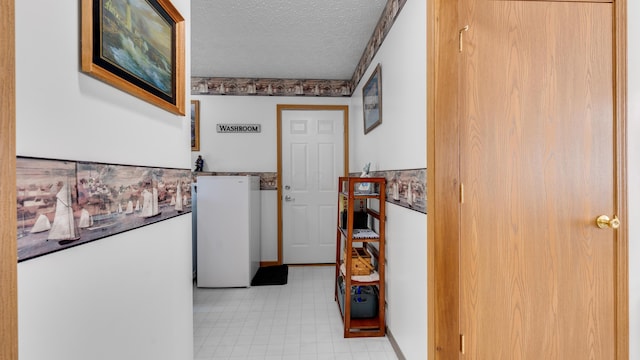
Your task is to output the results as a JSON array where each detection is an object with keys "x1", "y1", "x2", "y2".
[
  {"x1": 362, "y1": 63, "x2": 382, "y2": 134},
  {"x1": 81, "y1": 0, "x2": 185, "y2": 115},
  {"x1": 191, "y1": 100, "x2": 200, "y2": 151}
]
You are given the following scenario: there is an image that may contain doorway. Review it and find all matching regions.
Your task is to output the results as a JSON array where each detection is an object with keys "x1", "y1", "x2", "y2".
[
  {"x1": 277, "y1": 104, "x2": 349, "y2": 264},
  {"x1": 427, "y1": 0, "x2": 628, "y2": 358}
]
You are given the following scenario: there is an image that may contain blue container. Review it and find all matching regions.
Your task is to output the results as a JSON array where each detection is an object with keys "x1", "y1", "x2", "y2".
[{"x1": 337, "y1": 276, "x2": 379, "y2": 318}]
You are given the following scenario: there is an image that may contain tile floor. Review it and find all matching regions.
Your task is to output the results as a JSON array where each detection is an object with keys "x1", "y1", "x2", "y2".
[{"x1": 193, "y1": 265, "x2": 399, "y2": 360}]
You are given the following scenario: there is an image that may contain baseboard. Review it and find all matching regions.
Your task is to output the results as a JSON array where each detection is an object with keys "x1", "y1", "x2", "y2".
[
  {"x1": 386, "y1": 327, "x2": 406, "y2": 360},
  {"x1": 287, "y1": 263, "x2": 333, "y2": 267},
  {"x1": 259, "y1": 262, "x2": 334, "y2": 267},
  {"x1": 259, "y1": 261, "x2": 280, "y2": 267}
]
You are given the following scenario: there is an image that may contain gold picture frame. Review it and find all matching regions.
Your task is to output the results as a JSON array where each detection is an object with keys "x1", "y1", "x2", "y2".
[
  {"x1": 191, "y1": 100, "x2": 200, "y2": 151},
  {"x1": 81, "y1": 0, "x2": 185, "y2": 115}
]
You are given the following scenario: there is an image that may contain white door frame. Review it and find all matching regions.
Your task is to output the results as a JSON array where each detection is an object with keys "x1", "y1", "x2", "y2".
[{"x1": 276, "y1": 104, "x2": 349, "y2": 265}]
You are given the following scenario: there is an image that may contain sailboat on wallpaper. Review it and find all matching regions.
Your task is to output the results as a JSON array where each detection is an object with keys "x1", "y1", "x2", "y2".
[
  {"x1": 30, "y1": 214, "x2": 51, "y2": 234},
  {"x1": 125, "y1": 200, "x2": 134, "y2": 215},
  {"x1": 47, "y1": 181, "x2": 80, "y2": 245},
  {"x1": 140, "y1": 185, "x2": 162, "y2": 219},
  {"x1": 175, "y1": 180, "x2": 184, "y2": 212},
  {"x1": 78, "y1": 208, "x2": 93, "y2": 228},
  {"x1": 405, "y1": 181, "x2": 414, "y2": 208}
]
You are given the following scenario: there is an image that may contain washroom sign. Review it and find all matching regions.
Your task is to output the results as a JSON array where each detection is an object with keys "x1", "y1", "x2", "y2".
[{"x1": 216, "y1": 124, "x2": 261, "y2": 133}]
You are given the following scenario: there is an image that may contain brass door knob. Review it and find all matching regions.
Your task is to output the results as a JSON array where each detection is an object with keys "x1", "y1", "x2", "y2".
[{"x1": 596, "y1": 215, "x2": 620, "y2": 229}]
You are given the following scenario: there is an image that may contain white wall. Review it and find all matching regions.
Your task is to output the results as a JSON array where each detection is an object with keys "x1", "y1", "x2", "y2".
[
  {"x1": 349, "y1": 1, "x2": 427, "y2": 359},
  {"x1": 349, "y1": 10, "x2": 426, "y2": 172},
  {"x1": 260, "y1": 191, "x2": 278, "y2": 261},
  {"x1": 190, "y1": 96, "x2": 349, "y2": 172},
  {"x1": 191, "y1": 95, "x2": 349, "y2": 262},
  {"x1": 627, "y1": 3, "x2": 639, "y2": 359},
  {"x1": 15, "y1": 1, "x2": 193, "y2": 359}
]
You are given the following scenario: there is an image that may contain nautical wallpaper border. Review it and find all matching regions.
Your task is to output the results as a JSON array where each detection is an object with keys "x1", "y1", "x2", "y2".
[
  {"x1": 194, "y1": 171, "x2": 277, "y2": 190},
  {"x1": 353, "y1": 168, "x2": 426, "y2": 214},
  {"x1": 195, "y1": 168, "x2": 426, "y2": 214},
  {"x1": 16, "y1": 157, "x2": 192, "y2": 262}
]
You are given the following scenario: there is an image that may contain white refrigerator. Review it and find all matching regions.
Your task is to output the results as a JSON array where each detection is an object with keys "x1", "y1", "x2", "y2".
[{"x1": 196, "y1": 176, "x2": 261, "y2": 287}]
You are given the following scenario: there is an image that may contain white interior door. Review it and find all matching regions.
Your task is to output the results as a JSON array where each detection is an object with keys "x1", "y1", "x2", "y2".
[{"x1": 281, "y1": 109, "x2": 345, "y2": 264}]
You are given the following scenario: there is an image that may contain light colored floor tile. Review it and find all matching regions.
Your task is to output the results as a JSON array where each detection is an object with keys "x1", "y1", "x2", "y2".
[
  {"x1": 351, "y1": 352, "x2": 372, "y2": 360},
  {"x1": 229, "y1": 344, "x2": 250, "y2": 357},
  {"x1": 193, "y1": 266, "x2": 398, "y2": 360},
  {"x1": 251, "y1": 334, "x2": 270, "y2": 345},
  {"x1": 349, "y1": 341, "x2": 370, "y2": 353},
  {"x1": 316, "y1": 341, "x2": 334, "y2": 354},
  {"x1": 247, "y1": 344, "x2": 268, "y2": 357},
  {"x1": 213, "y1": 344, "x2": 234, "y2": 357}
]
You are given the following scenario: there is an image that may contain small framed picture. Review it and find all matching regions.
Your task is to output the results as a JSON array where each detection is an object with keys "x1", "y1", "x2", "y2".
[
  {"x1": 191, "y1": 100, "x2": 200, "y2": 151},
  {"x1": 362, "y1": 64, "x2": 382, "y2": 134}
]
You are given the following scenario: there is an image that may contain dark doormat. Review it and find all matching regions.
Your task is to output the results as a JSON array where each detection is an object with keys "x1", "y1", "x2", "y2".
[{"x1": 251, "y1": 264, "x2": 288, "y2": 286}]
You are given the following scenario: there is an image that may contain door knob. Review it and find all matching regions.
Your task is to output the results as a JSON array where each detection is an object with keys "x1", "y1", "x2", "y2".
[
  {"x1": 596, "y1": 215, "x2": 620, "y2": 229},
  {"x1": 284, "y1": 195, "x2": 294, "y2": 202}
]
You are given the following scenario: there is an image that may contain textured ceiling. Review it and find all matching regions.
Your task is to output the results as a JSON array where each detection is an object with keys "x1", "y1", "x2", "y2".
[{"x1": 191, "y1": 0, "x2": 388, "y2": 80}]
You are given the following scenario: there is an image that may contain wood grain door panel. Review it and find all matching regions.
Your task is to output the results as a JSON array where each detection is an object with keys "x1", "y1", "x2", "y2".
[
  {"x1": 459, "y1": 1, "x2": 616, "y2": 358},
  {"x1": 1, "y1": 0, "x2": 18, "y2": 358}
]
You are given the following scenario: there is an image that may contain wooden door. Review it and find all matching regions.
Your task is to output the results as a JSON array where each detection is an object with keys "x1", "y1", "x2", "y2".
[
  {"x1": 458, "y1": 1, "x2": 621, "y2": 359},
  {"x1": 277, "y1": 105, "x2": 349, "y2": 264}
]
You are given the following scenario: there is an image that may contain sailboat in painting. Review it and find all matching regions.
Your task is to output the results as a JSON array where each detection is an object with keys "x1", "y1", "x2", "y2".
[{"x1": 47, "y1": 181, "x2": 80, "y2": 244}]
